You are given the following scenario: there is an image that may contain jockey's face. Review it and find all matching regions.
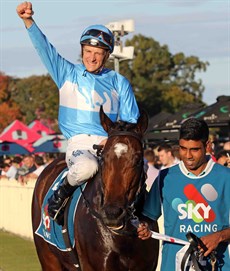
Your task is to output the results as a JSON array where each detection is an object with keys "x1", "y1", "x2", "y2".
[{"x1": 82, "y1": 45, "x2": 109, "y2": 73}]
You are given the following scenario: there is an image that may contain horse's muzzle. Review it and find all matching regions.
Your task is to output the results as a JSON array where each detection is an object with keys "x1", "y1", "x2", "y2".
[{"x1": 101, "y1": 204, "x2": 127, "y2": 230}]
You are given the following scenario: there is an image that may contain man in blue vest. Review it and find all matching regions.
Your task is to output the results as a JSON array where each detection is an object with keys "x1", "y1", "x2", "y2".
[{"x1": 138, "y1": 118, "x2": 230, "y2": 271}]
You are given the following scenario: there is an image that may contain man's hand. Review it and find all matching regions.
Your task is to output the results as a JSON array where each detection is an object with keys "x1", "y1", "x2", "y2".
[
  {"x1": 200, "y1": 229, "x2": 230, "y2": 257},
  {"x1": 137, "y1": 222, "x2": 152, "y2": 240},
  {"x1": 16, "y1": 2, "x2": 34, "y2": 20}
]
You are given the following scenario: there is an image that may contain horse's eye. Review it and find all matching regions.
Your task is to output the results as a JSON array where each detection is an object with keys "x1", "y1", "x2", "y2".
[
  {"x1": 132, "y1": 154, "x2": 142, "y2": 167},
  {"x1": 136, "y1": 159, "x2": 143, "y2": 167}
]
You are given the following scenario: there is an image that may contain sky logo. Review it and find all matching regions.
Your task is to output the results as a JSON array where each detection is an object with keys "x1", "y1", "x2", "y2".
[{"x1": 172, "y1": 183, "x2": 217, "y2": 223}]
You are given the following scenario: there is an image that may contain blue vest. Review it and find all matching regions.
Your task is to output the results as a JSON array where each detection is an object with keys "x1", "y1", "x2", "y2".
[{"x1": 143, "y1": 160, "x2": 230, "y2": 271}]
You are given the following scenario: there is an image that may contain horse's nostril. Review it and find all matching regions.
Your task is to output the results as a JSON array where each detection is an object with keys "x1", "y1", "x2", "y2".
[{"x1": 104, "y1": 205, "x2": 123, "y2": 219}]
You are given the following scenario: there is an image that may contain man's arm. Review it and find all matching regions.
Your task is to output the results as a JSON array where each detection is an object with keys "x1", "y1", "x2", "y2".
[
  {"x1": 16, "y1": 1, "x2": 34, "y2": 28},
  {"x1": 200, "y1": 228, "x2": 230, "y2": 256},
  {"x1": 16, "y1": 1, "x2": 72, "y2": 89}
]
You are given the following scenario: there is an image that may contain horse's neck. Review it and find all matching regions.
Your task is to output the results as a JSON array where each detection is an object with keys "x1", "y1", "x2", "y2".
[{"x1": 85, "y1": 167, "x2": 103, "y2": 209}]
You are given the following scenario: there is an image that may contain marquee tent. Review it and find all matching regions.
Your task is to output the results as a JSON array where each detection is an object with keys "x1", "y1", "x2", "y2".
[
  {"x1": 189, "y1": 95, "x2": 230, "y2": 128},
  {"x1": 145, "y1": 96, "x2": 230, "y2": 143},
  {"x1": 145, "y1": 103, "x2": 203, "y2": 143},
  {"x1": 0, "y1": 120, "x2": 41, "y2": 152},
  {"x1": 0, "y1": 141, "x2": 30, "y2": 155},
  {"x1": 33, "y1": 134, "x2": 67, "y2": 153},
  {"x1": 28, "y1": 120, "x2": 55, "y2": 136},
  {"x1": 146, "y1": 112, "x2": 172, "y2": 132}
]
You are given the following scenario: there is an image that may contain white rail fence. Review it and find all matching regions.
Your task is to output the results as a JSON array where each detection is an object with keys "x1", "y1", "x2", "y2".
[
  {"x1": 0, "y1": 178, "x2": 35, "y2": 239},
  {"x1": 0, "y1": 178, "x2": 163, "y2": 270}
]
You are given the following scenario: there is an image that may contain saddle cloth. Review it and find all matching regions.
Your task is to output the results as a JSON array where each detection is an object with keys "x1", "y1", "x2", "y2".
[{"x1": 35, "y1": 168, "x2": 86, "y2": 251}]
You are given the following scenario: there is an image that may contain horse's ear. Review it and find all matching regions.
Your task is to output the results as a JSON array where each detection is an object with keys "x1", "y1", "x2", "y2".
[
  {"x1": 100, "y1": 106, "x2": 114, "y2": 133},
  {"x1": 135, "y1": 109, "x2": 149, "y2": 136}
]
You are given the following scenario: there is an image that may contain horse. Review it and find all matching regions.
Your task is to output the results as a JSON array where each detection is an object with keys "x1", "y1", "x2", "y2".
[{"x1": 32, "y1": 107, "x2": 159, "y2": 271}]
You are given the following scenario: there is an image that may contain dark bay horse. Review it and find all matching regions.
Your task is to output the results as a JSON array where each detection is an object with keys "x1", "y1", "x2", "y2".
[{"x1": 32, "y1": 107, "x2": 159, "y2": 271}]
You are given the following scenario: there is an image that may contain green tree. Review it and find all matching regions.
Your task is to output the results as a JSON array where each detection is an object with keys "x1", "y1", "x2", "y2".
[
  {"x1": 9, "y1": 74, "x2": 59, "y2": 131},
  {"x1": 108, "y1": 34, "x2": 208, "y2": 116},
  {"x1": 1, "y1": 34, "x2": 208, "y2": 131}
]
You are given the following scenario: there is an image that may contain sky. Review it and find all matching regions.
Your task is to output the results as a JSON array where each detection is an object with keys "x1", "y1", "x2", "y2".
[{"x1": 0, "y1": 0, "x2": 229, "y2": 105}]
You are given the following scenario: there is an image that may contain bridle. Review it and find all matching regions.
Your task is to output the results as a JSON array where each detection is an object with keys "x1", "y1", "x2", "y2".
[
  {"x1": 81, "y1": 129, "x2": 146, "y2": 236},
  {"x1": 108, "y1": 130, "x2": 143, "y2": 142}
]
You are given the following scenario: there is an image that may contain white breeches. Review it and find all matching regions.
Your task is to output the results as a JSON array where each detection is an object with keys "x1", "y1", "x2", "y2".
[{"x1": 65, "y1": 134, "x2": 107, "y2": 186}]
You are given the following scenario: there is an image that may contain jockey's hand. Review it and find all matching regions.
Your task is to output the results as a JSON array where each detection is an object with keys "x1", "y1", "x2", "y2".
[
  {"x1": 137, "y1": 222, "x2": 151, "y2": 240},
  {"x1": 16, "y1": 2, "x2": 34, "y2": 20},
  {"x1": 98, "y1": 139, "x2": 107, "y2": 146}
]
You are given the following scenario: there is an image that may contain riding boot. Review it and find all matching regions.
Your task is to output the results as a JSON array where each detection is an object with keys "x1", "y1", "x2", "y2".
[{"x1": 48, "y1": 177, "x2": 77, "y2": 226}]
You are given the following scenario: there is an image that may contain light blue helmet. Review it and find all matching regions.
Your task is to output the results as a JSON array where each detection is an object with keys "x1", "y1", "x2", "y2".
[{"x1": 80, "y1": 24, "x2": 114, "y2": 53}]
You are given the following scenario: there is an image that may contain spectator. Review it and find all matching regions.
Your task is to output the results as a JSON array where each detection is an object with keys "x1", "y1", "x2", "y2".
[
  {"x1": 0, "y1": 162, "x2": 18, "y2": 180},
  {"x1": 144, "y1": 149, "x2": 159, "y2": 192},
  {"x1": 0, "y1": 162, "x2": 3, "y2": 175},
  {"x1": 209, "y1": 132, "x2": 220, "y2": 156},
  {"x1": 157, "y1": 143, "x2": 179, "y2": 169},
  {"x1": 24, "y1": 155, "x2": 46, "y2": 181},
  {"x1": 17, "y1": 155, "x2": 36, "y2": 184},
  {"x1": 0, "y1": 163, "x2": 7, "y2": 177},
  {"x1": 171, "y1": 145, "x2": 180, "y2": 161},
  {"x1": 42, "y1": 153, "x2": 57, "y2": 166},
  {"x1": 3, "y1": 156, "x2": 12, "y2": 165},
  {"x1": 11, "y1": 156, "x2": 23, "y2": 180},
  {"x1": 12, "y1": 156, "x2": 23, "y2": 168},
  {"x1": 216, "y1": 150, "x2": 230, "y2": 168},
  {"x1": 138, "y1": 118, "x2": 230, "y2": 271},
  {"x1": 206, "y1": 138, "x2": 217, "y2": 162},
  {"x1": 223, "y1": 141, "x2": 230, "y2": 151}
]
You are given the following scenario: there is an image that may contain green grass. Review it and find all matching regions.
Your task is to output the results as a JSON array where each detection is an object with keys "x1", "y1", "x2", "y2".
[{"x1": 0, "y1": 230, "x2": 41, "y2": 271}]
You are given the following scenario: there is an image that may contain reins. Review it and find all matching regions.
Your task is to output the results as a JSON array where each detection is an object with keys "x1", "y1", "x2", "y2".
[{"x1": 181, "y1": 232, "x2": 217, "y2": 271}]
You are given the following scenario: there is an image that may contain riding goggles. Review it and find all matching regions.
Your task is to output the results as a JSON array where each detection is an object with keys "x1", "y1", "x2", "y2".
[{"x1": 81, "y1": 29, "x2": 113, "y2": 48}]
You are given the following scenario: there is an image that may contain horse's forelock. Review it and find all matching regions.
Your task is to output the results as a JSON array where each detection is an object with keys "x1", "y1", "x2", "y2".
[{"x1": 112, "y1": 121, "x2": 137, "y2": 132}]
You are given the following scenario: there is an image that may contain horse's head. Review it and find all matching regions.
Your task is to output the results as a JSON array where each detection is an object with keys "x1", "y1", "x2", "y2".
[{"x1": 99, "y1": 106, "x2": 148, "y2": 230}]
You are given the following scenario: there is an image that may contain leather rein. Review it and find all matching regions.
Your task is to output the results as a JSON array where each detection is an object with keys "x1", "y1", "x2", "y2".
[{"x1": 181, "y1": 232, "x2": 217, "y2": 271}]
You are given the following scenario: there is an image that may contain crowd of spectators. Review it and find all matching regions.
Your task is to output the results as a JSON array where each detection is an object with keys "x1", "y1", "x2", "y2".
[
  {"x1": 0, "y1": 153, "x2": 60, "y2": 184},
  {"x1": 1, "y1": 140, "x2": 229, "y2": 186}
]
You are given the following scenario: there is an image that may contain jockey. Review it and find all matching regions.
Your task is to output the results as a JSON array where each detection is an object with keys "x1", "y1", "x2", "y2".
[{"x1": 16, "y1": 2, "x2": 140, "y2": 225}]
